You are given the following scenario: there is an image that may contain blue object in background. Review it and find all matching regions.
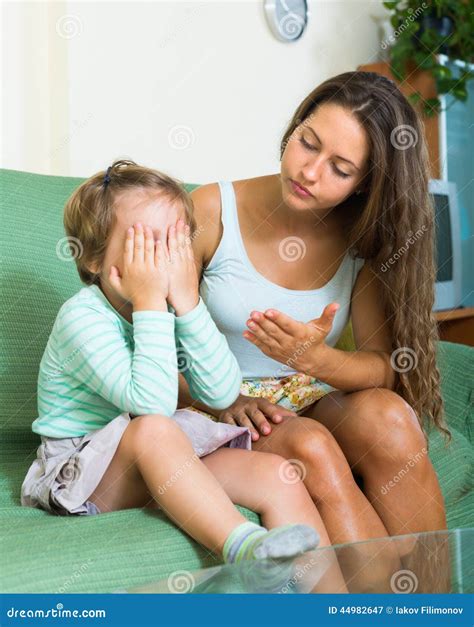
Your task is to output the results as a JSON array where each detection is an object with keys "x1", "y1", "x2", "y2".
[{"x1": 444, "y1": 60, "x2": 474, "y2": 307}]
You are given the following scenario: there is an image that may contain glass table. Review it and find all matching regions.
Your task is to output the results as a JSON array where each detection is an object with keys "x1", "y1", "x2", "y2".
[{"x1": 125, "y1": 529, "x2": 473, "y2": 594}]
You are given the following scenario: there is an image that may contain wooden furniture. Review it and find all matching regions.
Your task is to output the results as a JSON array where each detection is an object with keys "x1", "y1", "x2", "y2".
[
  {"x1": 435, "y1": 307, "x2": 474, "y2": 346},
  {"x1": 357, "y1": 61, "x2": 441, "y2": 179}
]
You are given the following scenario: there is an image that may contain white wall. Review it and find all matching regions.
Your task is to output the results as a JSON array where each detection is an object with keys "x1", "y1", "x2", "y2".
[{"x1": 2, "y1": 0, "x2": 388, "y2": 183}]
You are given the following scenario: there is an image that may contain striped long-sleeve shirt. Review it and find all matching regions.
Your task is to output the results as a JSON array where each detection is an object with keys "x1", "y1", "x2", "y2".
[{"x1": 32, "y1": 284, "x2": 242, "y2": 438}]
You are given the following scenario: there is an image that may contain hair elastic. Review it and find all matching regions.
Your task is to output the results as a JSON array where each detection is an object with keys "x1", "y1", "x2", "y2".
[{"x1": 103, "y1": 166, "x2": 112, "y2": 188}]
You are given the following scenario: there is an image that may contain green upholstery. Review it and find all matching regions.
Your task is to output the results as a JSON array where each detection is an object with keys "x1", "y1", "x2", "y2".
[{"x1": 1, "y1": 168, "x2": 472, "y2": 593}]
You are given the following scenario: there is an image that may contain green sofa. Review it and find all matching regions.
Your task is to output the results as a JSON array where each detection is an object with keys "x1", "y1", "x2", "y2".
[{"x1": 1, "y1": 168, "x2": 473, "y2": 593}]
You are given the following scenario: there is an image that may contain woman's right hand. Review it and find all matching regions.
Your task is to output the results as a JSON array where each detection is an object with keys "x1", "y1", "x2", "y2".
[
  {"x1": 218, "y1": 394, "x2": 298, "y2": 441},
  {"x1": 109, "y1": 222, "x2": 169, "y2": 310}
]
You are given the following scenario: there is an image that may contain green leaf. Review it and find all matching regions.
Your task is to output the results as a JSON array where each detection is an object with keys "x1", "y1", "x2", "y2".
[
  {"x1": 425, "y1": 97, "x2": 440, "y2": 107},
  {"x1": 409, "y1": 49, "x2": 435, "y2": 70},
  {"x1": 436, "y1": 78, "x2": 456, "y2": 94},
  {"x1": 408, "y1": 92, "x2": 422, "y2": 104},
  {"x1": 424, "y1": 97, "x2": 442, "y2": 116},
  {"x1": 432, "y1": 65, "x2": 452, "y2": 80},
  {"x1": 452, "y1": 86, "x2": 468, "y2": 101},
  {"x1": 390, "y1": 15, "x2": 400, "y2": 28}
]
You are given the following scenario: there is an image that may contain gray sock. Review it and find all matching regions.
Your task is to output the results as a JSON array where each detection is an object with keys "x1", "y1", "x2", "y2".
[
  {"x1": 223, "y1": 521, "x2": 319, "y2": 564},
  {"x1": 253, "y1": 524, "x2": 320, "y2": 560}
]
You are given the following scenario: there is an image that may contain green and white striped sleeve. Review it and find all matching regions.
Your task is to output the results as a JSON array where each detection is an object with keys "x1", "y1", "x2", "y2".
[
  {"x1": 174, "y1": 297, "x2": 242, "y2": 410},
  {"x1": 57, "y1": 304, "x2": 178, "y2": 417}
]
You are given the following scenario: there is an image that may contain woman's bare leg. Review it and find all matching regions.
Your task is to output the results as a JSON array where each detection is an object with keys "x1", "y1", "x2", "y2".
[
  {"x1": 250, "y1": 414, "x2": 401, "y2": 591},
  {"x1": 251, "y1": 414, "x2": 391, "y2": 545},
  {"x1": 308, "y1": 388, "x2": 447, "y2": 536}
]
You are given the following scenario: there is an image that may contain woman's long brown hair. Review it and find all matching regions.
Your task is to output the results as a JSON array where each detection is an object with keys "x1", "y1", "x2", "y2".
[{"x1": 281, "y1": 71, "x2": 449, "y2": 438}]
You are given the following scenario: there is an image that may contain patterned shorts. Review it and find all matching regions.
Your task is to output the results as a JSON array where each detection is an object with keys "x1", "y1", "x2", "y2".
[
  {"x1": 194, "y1": 373, "x2": 336, "y2": 421},
  {"x1": 240, "y1": 373, "x2": 336, "y2": 413}
]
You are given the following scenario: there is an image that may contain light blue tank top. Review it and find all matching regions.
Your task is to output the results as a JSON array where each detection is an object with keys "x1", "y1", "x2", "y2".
[{"x1": 199, "y1": 181, "x2": 365, "y2": 379}]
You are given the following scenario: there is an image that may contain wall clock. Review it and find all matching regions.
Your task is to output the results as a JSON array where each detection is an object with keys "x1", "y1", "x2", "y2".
[{"x1": 264, "y1": 0, "x2": 308, "y2": 43}]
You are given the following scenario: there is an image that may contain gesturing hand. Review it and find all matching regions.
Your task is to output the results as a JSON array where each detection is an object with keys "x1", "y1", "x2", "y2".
[{"x1": 242, "y1": 303, "x2": 340, "y2": 374}]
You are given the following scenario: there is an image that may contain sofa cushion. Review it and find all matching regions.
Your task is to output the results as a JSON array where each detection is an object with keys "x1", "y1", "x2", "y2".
[{"x1": 1, "y1": 167, "x2": 472, "y2": 594}]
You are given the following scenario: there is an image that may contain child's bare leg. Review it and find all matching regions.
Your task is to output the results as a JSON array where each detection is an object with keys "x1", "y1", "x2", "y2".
[
  {"x1": 88, "y1": 414, "x2": 317, "y2": 562},
  {"x1": 200, "y1": 447, "x2": 347, "y2": 592},
  {"x1": 200, "y1": 447, "x2": 332, "y2": 547},
  {"x1": 89, "y1": 415, "x2": 250, "y2": 552}
]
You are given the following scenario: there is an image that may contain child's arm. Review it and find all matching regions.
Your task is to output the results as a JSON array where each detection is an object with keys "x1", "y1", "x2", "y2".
[
  {"x1": 165, "y1": 219, "x2": 242, "y2": 411},
  {"x1": 57, "y1": 221, "x2": 179, "y2": 417},
  {"x1": 174, "y1": 297, "x2": 242, "y2": 410},
  {"x1": 57, "y1": 303, "x2": 178, "y2": 417}
]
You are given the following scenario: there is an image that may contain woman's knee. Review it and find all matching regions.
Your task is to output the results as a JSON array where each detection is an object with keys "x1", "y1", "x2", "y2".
[
  {"x1": 348, "y1": 389, "x2": 428, "y2": 466},
  {"x1": 287, "y1": 420, "x2": 347, "y2": 468},
  {"x1": 283, "y1": 420, "x2": 353, "y2": 499}
]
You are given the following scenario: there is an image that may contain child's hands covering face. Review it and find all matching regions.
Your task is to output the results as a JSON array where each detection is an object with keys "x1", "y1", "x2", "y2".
[
  {"x1": 109, "y1": 222, "x2": 169, "y2": 308},
  {"x1": 165, "y1": 219, "x2": 199, "y2": 316}
]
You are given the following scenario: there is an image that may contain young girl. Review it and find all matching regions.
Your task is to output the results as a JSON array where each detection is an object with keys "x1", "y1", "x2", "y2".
[{"x1": 20, "y1": 160, "x2": 337, "y2": 570}]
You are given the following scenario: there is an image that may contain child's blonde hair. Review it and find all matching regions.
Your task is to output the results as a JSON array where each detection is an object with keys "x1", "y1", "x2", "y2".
[{"x1": 63, "y1": 159, "x2": 196, "y2": 286}]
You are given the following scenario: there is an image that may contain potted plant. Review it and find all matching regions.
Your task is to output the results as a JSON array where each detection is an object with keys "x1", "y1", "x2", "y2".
[{"x1": 383, "y1": 0, "x2": 474, "y2": 116}]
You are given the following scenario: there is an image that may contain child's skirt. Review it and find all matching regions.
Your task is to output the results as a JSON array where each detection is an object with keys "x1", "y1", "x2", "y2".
[{"x1": 21, "y1": 409, "x2": 251, "y2": 517}]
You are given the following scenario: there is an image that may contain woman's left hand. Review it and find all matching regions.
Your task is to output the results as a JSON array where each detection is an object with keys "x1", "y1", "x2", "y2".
[{"x1": 243, "y1": 302, "x2": 340, "y2": 373}]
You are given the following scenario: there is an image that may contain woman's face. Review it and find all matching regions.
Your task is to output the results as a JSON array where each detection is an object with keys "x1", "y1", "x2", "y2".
[{"x1": 280, "y1": 102, "x2": 370, "y2": 215}]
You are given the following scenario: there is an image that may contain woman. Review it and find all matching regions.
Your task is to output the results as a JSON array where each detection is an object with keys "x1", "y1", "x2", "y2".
[{"x1": 179, "y1": 71, "x2": 448, "y2": 549}]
